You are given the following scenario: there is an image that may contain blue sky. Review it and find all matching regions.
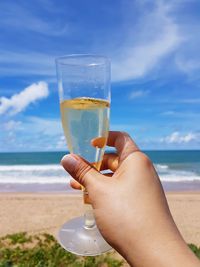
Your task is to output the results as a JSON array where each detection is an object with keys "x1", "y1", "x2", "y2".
[{"x1": 0, "y1": 0, "x2": 200, "y2": 151}]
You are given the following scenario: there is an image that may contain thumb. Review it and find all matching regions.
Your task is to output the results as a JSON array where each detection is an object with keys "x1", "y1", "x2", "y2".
[{"x1": 61, "y1": 154, "x2": 102, "y2": 188}]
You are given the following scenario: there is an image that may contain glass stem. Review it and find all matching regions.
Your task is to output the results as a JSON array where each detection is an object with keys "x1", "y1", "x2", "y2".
[{"x1": 83, "y1": 191, "x2": 95, "y2": 229}]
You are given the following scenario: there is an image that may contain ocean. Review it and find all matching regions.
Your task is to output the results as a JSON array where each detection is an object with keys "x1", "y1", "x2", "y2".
[{"x1": 0, "y1": 151, "x2": 200, "y2": 192}]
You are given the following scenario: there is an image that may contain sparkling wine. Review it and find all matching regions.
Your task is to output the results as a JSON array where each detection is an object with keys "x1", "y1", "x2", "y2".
[{"x1": 60, "y1": 97, "x2": 110, "y2": 170}]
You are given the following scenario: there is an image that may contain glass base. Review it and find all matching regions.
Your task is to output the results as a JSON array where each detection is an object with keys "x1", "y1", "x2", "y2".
[{"x1": 58, "y1": 216, "x2": 112, "y2": 256}]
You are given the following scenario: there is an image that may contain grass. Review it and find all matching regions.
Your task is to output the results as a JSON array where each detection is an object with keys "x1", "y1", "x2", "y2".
[
  {"x1": 188, "y1": 243, "x2": 200, "y2": 259},
  {"x1": 0, "y1": 232, "x2": 123, "y2": 267},
  {"x1": 0, "y1": 232, "x2": 199, "y2": 267}
]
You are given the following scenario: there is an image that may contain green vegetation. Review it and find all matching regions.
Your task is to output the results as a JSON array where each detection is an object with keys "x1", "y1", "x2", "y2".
[
  {"x1": 188, "y1": 244, "x2": 200, "y2": 259},
  {"x1": 0, "y1": 232, "x2": 199, "y2": 267},
  {"x1": 0, "y1": 232, "x2": 123, "y2": 267}
]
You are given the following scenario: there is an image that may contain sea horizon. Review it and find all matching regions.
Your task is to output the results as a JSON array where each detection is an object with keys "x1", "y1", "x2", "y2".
[
  {"x1": 1, "y1": 149, "x2": 200, "y2": 153},
  {"x1": 0, "y1": 150, "x2": 200, "y2": 193}
]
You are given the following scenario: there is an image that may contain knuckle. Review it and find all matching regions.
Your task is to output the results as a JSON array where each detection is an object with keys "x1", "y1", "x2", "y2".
[
  {"x1": 76, "y1": 162, "x2": 93, "y2": 185},
  {"x1": 137, "y1": 152, "x2": 152, "y2": 167},
  {"x1": 116, "y1": 131, "x2": 130, "y2": 147},
  {"x1": 120, "y1": 131, "x2": 130, "y2": 138}
]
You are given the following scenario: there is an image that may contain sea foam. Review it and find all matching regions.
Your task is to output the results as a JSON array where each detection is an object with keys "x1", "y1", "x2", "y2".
[
  {"x1": 0, "y1": 164, "x2": 70, "y2": 184},
  {"x1": 155, "y1": 164, "x2": 200, "y2": 182},
  {"x1": 0, "y1": 163, "x2": 200, "y2": 186}
]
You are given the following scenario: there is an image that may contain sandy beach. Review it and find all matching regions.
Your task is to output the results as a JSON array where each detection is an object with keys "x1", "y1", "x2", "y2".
[{"x1": 0, "y1": 192, "x2": 200, "y2": 246}]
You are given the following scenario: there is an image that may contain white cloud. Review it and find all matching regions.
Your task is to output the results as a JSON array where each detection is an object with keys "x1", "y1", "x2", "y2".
[
  {"x1": 129, "y1": 90, "x2": 149, "y2": 99},
  {"x1": 0, "y1": 116, "x2": 64, "y2": 151},
  {"x1": 175, "y1": 57, "x2": 200, "y2": 74},
  {"x1": 2, "y1": 116, "x2": 62, "y2": 137},
  {"x1": 0, "y1": 2, "x2": 183, "y2": 82},
  {"x1": 0, "y1": 0, "x2": 197, "y2": 84},
  {"x1": 112, "y1": 1, "x2": 182, "y2": 81},
  {"x1": 0, "y1": 2, "x2": 68, "y2": 36},
  {"x1": 160, "y1": 131, "x2": 198, "y2": 144},
  {"x1": 0, "y1": 81, "x2": 49, "y2": 115},
  {"x1": 3, "y1": 120, "x2": 22, "y2": 130},
  {"x1": 24, "y1": 116, "x2": 62, "y2": 136},
  {"x1": 0, "y1": 51, "x2": 54, "y2": 76},
  {"x1": 56, "y1": 135, "x2": 67, "y2": 149}
]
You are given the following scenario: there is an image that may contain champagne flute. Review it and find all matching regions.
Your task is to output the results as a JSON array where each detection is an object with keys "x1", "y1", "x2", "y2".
[{"x1": 55, "y1": 54, "x2": 112, "y2": 256}]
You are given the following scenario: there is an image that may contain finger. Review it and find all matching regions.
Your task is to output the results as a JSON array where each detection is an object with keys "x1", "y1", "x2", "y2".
[
  {"x1": 91, "y1": 136, "x2": 107, "y2": 148},
  {"x1": 107, "y1": 131, "x2": 140, "y2": 162},
  {"x1": 70, "y1": 179, "x2": 82, "y2": 190},
  {"x1": 61, "y1": 154, "x2": 103, "y2": 188},
  {"x1": 70, "y1": 172, "x2": 113, "y2": 191},
  {"x1": 100, "y1": 153, "x2": 119, "y2": 171}
]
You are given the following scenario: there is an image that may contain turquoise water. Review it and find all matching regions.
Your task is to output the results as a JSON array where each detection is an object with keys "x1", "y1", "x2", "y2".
[
  {"x1": 1, "y1": 150, "x2": 200, "y2": 165},
  {"x1": 0, "y1": 150, "x2": 200, "y2": 191},
  {"x1": 0, "y1": 152, "x2": 66, "y2": 165}
]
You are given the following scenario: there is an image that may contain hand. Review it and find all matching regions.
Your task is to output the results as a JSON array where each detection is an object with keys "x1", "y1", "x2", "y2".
[{"x1": 61, "y1": 131, "x2": 200, "y2": 267}]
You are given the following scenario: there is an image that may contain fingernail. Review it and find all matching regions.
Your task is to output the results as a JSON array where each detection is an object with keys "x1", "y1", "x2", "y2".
[{"x1": 61, "y1": 155, "x2": 78, "y2": 173}]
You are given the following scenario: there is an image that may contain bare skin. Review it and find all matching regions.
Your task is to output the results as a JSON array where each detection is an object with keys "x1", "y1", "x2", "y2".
[{"x1": 61, "y1": 131, "x2": 200, "y2": 267}]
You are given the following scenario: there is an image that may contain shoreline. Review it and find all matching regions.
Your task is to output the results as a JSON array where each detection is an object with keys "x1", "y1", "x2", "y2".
[
  {"x1": 0, "y1": 191, "x2": 200, "y2": 196},
  {"x1": 1, "y1": 180, "x2": 200, "y2": 193},
  {"x1": 0, "y1": 191, "x2": 200, "y2": 246},
  {"x1": 162, "y1": 181, "x2": 200, "y2": 192}
]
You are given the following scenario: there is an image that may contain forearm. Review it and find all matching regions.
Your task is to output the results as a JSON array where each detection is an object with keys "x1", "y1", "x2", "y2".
[
  {"x1": 118, "y1": 219, "x2": 200, "y2": 267},
  {"x1": 127, "y1": 238, "x2": 199, "y2": 267}
]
